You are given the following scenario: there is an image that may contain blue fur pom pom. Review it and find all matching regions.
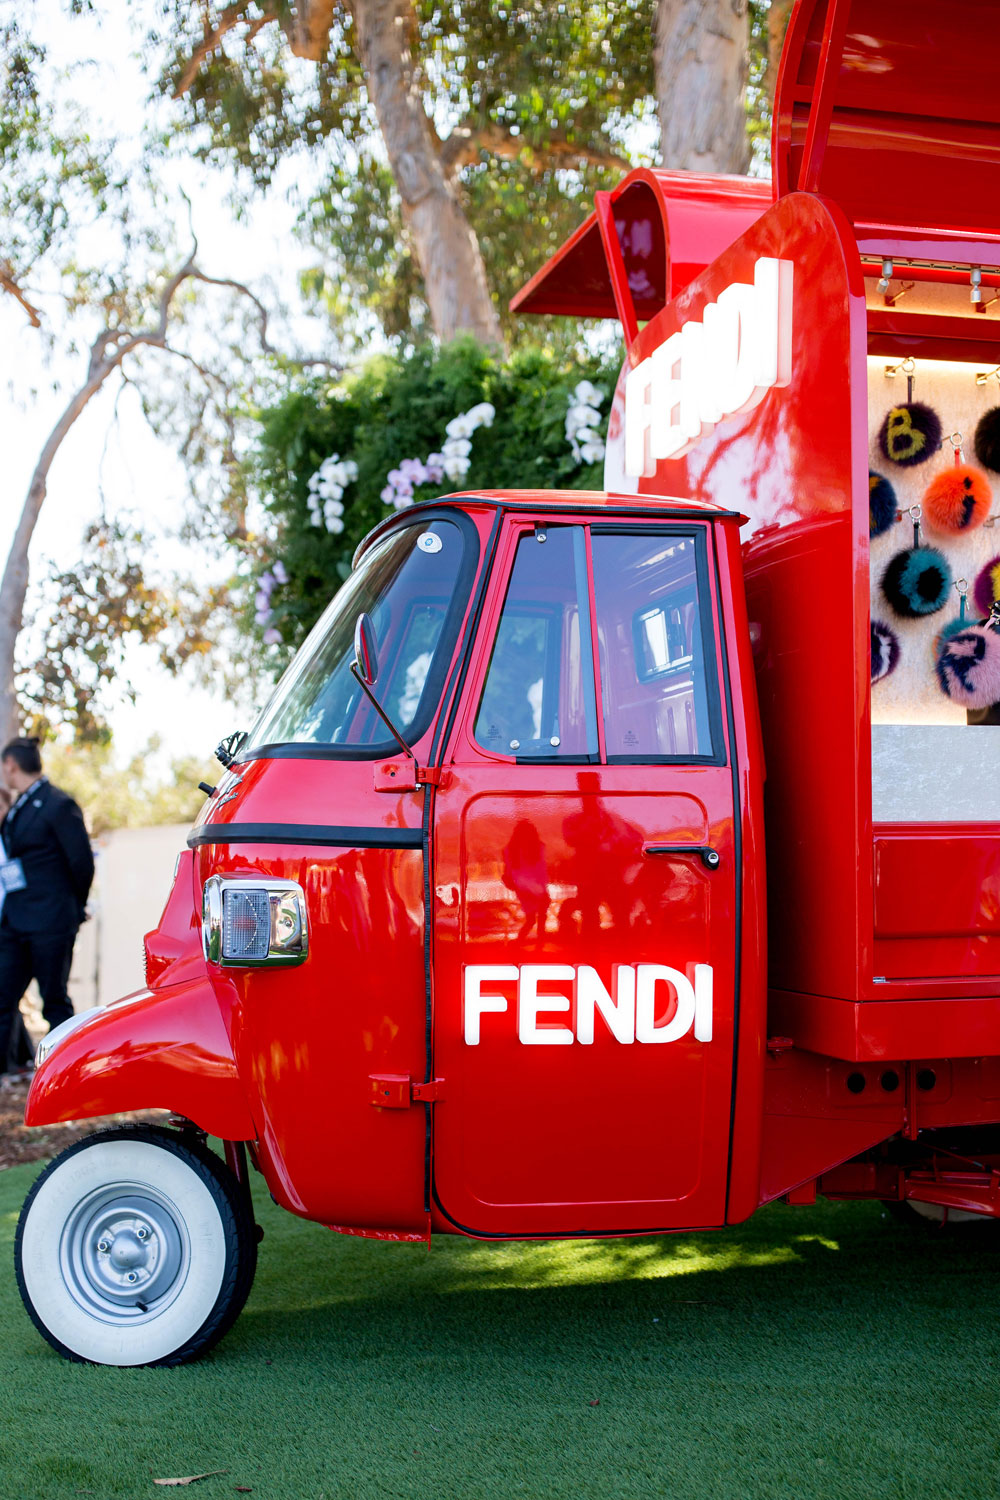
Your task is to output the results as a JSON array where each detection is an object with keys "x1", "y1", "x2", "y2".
[
  {"x1": 869, "y1": 471, "x2": 897, "y2": 537},
  {"x1": 881, "y1": 545, "x2": 952, "y2": 617}
]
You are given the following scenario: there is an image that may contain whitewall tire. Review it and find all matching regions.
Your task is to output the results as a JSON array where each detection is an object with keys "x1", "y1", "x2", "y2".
[{"x1": 15, "y1": 1127, "x2": 257, "y2": 1367}]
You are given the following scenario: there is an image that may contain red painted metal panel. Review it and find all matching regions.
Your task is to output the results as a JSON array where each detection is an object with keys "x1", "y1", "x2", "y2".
[
  {"x1": 769, "y1": 989, "x2": 1000, "y2": 1061},
  {"x1": 430, "y1": 515, "x2": 746, "y2": 1235},
  {"x1": 774, "y1": 0, "x2": 1000, "y2": 239},
  {"x1": 25, "y1": 977, "x2": 256, "y2": 1141},
  {"x1": 193, "y1": 771, "x2": 428, "y2": 1230},
  {"x1": 760, "y1": 1047, "x2": 904, "y2": 1203},
  {"x1": 604, "y1": 193, "x2": 872, "y2": 1006},
  {"x1": 873, "y1": 824, "x2": 1000, "y2": 981}
]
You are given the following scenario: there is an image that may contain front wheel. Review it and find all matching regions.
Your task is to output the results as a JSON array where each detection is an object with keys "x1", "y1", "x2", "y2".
[{"x1": 15, "y1": 1126, "x2": 257, "y2": 1366}]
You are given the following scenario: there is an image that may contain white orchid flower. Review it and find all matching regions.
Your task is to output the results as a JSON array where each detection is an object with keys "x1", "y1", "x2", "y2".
[{"x1": 466, "y1": 402, "x2": 496, "y2": 427}]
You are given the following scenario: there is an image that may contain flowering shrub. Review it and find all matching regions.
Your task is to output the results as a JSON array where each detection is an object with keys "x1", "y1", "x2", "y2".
[
  {"x1": 306, "y1": 455, "x2": 359, "y2": 533},
  {"x1": 247, "y1": 338, "x2": 616, "y2": 650},
  {"x1": 565, "y1": 380, "x2": 606, "y2": 466},
  {"x1": 381, "y1": 400, "x2": 496, "y2": 509}
]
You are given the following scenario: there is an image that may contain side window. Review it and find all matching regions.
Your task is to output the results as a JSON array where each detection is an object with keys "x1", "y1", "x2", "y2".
[
  {"x1": 475, "y1": 527, "x2": 599, "y2": 759},
  {"x1": 590, "y1": 531, "x2": 720, "y2": 761}
]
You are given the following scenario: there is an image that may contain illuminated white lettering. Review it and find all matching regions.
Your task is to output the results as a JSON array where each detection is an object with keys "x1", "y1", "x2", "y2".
[
  {"x1": 464, "y1": 965, "x2": 517, "y2": 1045},
  {"x1": 576, "y1": 965, "x2": 636, "y2": 1046},
  {"x1": 518, "y1": 964, "x2": 574, "y2": 1045},
  {"x1": 461, "y1": 963, "x2": 714, "y2": 1046},
  {"x1": 623, "y1": 256, "x2": 793, "y2": 476}
]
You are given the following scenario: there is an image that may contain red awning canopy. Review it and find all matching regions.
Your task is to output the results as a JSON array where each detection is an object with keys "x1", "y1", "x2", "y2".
[
  {"x1": 773, "y1": 0, "x2": 1000, "y2": 246},
  {"x1": 509, "y1": 169, "x2": 772, "y2": 338}
]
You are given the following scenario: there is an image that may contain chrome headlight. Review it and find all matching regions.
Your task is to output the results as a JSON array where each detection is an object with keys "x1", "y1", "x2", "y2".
[
  {"x1": 202, "y1": 877, "x2": 309, "y2": 968},
  {"x1": 36, "y1": 1008, "x2": 101, "y2": 1066}
]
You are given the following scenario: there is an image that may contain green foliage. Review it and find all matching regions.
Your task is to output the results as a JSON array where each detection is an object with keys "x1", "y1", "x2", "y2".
[
  {"x1": 17, "y1": 519, "x2": 228, "y2": 745},
  {"x1": 149, "y1": 1, "x2": 656, "y2": 345},
  {"x1": 0, "y1": 12, "x2": 121, "y2": 315},
  {"x1": 747, "y1": 0, "x2": 774, "y2": 170},
  {"x1": 251, "y1": 337, "x2": 618, "y2": 648},
  {"x1": 41, "y1": 738, "x2": 214, "y2": 835}
]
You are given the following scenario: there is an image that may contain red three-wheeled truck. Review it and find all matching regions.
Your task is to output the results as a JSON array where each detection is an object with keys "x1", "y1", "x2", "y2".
[{"x1": 15, "y1": 0, "x2": 1000, "y2": 1366}]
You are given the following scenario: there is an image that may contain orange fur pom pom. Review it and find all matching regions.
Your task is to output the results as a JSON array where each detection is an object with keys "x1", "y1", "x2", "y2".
[{"x1": 922, "y1": 466, "x2": 992, "y2": 533}]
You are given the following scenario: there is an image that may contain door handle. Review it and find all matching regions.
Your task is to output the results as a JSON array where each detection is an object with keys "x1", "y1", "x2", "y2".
[{"x1": 642, "y1": 843, "x2": 721, "y2": 871}]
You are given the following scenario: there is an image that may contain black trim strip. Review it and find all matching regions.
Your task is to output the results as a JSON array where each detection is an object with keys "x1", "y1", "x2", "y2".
[
  {"x1": 421, "y1": 781, "x2": 435, "y2": 1215},
  {"x1": 494, "y1": 498, "x2": 744, "y2": 522},
  {"x1": 187, "y1": 823, "x2": 423, "y2": 850},
  {"x1": 354, "y1": 500, "x2": 744, "y2": 570},
  {"x1": 713, "y1": 535, "x2": 744, "y2": 1222}
]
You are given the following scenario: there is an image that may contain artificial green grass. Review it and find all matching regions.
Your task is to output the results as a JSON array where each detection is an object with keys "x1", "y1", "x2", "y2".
[{"x1": 2, "y1": 1157, "x2": 998, "y2": 1500}]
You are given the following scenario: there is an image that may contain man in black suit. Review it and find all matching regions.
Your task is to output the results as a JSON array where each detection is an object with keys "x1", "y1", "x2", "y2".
[{"x1": 0, "y1": 738, "x2": 95, "y2": 1066}]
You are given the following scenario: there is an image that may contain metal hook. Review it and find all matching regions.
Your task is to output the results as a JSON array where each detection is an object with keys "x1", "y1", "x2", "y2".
[
  {"x1": 884, "y1": 355, "x2": 916, "y2": 379},
  {"x1": 975, "y1": 366, "x2": 1000, "y2": 386}
]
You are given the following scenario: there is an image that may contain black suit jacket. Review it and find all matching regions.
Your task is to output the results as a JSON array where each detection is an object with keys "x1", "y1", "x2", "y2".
[{"x1": 0, "y1": 780, "x2": 95, "y2": 935}]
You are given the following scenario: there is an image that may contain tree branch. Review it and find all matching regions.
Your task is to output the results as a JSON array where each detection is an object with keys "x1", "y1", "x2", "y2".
[
  {"x1": 0, "y1": 264, "x2": 43, "y2": 329},
  {"x1": 282, "y1": 0, "x2": 336, "y2": 60},
  {"x1": 172, "y1": 3, "x2": 277, "y2": 98},
  {"x1": 439, "y1": 120, "x2": 629, "y2": 178}
]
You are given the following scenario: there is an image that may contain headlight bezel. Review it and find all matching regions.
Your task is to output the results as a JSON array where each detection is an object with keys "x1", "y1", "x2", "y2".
[
  {"x1": 36, "y1": 1008, "x2": 102, "y2": 1067},
  {"x1": 202, "y1": 876, "x2": 309, "y2": 968}
]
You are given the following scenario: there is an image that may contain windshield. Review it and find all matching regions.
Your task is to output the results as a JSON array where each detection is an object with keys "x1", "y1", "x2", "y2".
[{"x1": 243, "y1": 515, "x2": 474, "y2": 757}]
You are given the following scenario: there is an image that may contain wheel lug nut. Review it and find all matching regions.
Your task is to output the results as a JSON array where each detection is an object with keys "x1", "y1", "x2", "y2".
[
  {"x1": 126, "y1": 1271, "x2": 139, "y2": 1284},
  {"x1": 97, "y1": 1240, "x2": 110, "y2": 1253},
  {"x1": 136, "y1": 1226, "x2": 148, "y2": 1240}
]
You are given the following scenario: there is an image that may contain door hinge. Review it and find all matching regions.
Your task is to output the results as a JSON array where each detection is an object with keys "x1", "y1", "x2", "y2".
[
  {"x1": 373, "y1": 761, "x2": 442, "y2": 792},
  {"x1": 369, "y1": 1073, "x2": 445, "y2": 1108}
]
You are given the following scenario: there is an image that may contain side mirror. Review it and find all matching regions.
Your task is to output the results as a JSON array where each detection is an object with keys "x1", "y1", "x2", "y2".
[{"x1": 354, "y1": 613, "x2": 379, "y2": 686}]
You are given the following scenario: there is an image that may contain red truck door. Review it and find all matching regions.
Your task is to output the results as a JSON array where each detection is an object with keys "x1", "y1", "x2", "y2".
[{"x1": 431, "y1": 515, "x2": 741, "y2": 1236}]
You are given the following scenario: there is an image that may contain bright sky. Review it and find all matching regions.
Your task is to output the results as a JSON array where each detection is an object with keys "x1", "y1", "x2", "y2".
[{"x1": 1, "y1": 3, "x2": 329, "y2": 767}]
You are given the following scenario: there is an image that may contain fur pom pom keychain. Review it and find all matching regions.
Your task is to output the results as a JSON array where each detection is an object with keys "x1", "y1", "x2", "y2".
[
  {"x1": 871, "y1": 620, "x2": 900, "y2": 683},
  {"x1": 936, "y1": 601, "x2": 1000, "y2": 709},
  {"x1": 869, "y1": 471, "x2": 897, "y2": 537},
  {"x1": 973, "y1": 406, "x2": 1000, "y2": 473},
  {"x1": 933, "y1": 578, "x2": 975, "y2": 657},
  {"x1": 974, "y1": 553, "x2": 1000, "y2": 617},
  {"x1": 881, "y1": 504, "x2": 952, "y2": 617},
  {"x1": 922, "y1": 433, "x2": 992, "y2": 533},
  {"x1": 877, "y1": 360, "x2": 942, "y2": 466}
]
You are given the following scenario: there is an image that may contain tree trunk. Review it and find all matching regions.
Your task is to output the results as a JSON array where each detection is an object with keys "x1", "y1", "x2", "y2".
[
  {"x1": 0, "y1": 373, "x2": 116, "y2": 746},
  {"x1": 654, "y1": 0, "x2": 750, "y2": 174},
  {"x1": 347, "y1": 0, "x2": 505, "y2": 350}
]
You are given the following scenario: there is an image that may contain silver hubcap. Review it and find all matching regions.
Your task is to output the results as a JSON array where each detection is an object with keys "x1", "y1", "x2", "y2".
[{"x1": 62, "y1": 1187, "x2": 189, "y2": 1323}]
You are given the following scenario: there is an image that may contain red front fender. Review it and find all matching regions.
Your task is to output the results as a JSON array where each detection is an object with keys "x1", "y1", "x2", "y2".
[{"x1": 25, "y1": 976, "x2": 257, "y2": 1142}]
